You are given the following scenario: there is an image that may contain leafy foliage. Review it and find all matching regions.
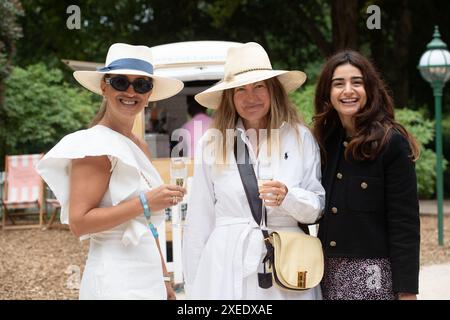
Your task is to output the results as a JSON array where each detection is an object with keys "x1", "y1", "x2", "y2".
[
  {"x1": 290, "y1": 85, "x2": 315, "y2": 126},
  {"x1": 396, "y1": 108, "x2": 447, "y2": 198},
  {"x1": 0, "y1": 0, "x2": 23, "y2": 80},
  {"x1": 3, "y1": 0, "x2": 449, "y2": 196},
  {"x1": 1, "y1": 63, "x2": 100, "y2": 167}
]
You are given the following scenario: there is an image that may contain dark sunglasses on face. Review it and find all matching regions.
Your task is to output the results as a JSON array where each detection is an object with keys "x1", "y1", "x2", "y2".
[{"x1": 105, "y1": 75, "x2": 153, "y2": 94}]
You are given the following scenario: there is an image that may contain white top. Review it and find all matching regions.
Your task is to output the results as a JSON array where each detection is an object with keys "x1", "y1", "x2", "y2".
[
  {"x1": 182, "y1": 119, "x2": 325, "y2": 299},
  {"x1": 36, "y1": 125, "x2": 165, "y2": 246}
]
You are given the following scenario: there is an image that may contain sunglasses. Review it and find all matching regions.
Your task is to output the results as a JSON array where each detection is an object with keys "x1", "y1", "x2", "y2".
[{"x1": 105, "y1": 75, "x2": 153, "y2": 94}]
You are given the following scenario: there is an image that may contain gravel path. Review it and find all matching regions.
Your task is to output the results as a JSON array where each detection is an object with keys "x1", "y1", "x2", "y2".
[
  {"x1": 0, "y1": 226, "x2": 88, "y2": 300},
  {"x1": 1, "y1": 215, "x2": 449, "y2": 300}
]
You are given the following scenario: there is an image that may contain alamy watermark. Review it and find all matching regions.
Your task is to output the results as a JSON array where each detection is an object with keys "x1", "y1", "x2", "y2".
[
  {"x1": 66, "y1": 5, "x2": 81, "y2": 30},
  {"x1": 66, "y1": 4, "x2": 381, "y2": 31},
  {"x1": 365, "y1": 264, "x2": 382, "y2": 290},
  {"x1": 65, "y1": 264, "x2": 81, "y2": 289},
  {"x1": 170, "y1": 121, "x2": 282, "y2": 167},
  {"x1": 366, "y1": 5, "x2": 381, "y2": 30}
]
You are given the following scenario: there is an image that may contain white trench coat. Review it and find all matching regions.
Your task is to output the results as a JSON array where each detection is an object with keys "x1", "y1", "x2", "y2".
[{"x1": 183, "y1": 120, "x2": 325, "y2": 300}]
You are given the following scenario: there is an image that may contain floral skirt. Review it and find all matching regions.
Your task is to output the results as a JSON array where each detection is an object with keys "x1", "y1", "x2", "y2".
[{"x1": 321, "y1": 257, "x2": 396, "y2": 300}]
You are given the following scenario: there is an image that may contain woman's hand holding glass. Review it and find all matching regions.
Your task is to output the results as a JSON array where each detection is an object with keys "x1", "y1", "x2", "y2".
[
  {"x1": 257, "y1": 161, "x2": 288, "y2": 207},
  {"x1": 257, "y1": 160, "x2": 287, "y2": 207},
  {"x1": 145, "y1": 184, "x2": 186, "y2": 211},
  {"x1": 258, "y1": 180, "x2": 288, "y2": 207}
]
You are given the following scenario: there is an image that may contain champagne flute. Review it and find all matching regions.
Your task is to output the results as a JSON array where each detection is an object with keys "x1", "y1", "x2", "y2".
[
  {"x1": 170, "y1": 157, "x2": 187, "y2": 227},
  {"x1": 257, "y1": 160, "x2": 273, "y2": 230},
  {"x1": 170, "y1": 158, "x2": 187, "y2": 187}
]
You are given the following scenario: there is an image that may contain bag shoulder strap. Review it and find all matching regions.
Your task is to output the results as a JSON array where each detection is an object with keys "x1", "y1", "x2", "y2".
[
  {"x1": 233, "y1": 136, "x2": 272, "y2": 251},
  {"x1": 233, "y1": 136, "x2": 262, "y2": 225},
  {"x1": 298, "y1": 223, "x2": 310, "y2": 235},
  {"x1": 233, "y1": 136, "x2": 310, "y2": 236}
]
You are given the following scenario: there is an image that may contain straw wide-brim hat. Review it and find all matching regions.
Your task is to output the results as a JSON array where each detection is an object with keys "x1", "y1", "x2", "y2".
[
  {"x1": 195, "y1": 42, "x2": 306, "y2": 109},
  {"x1": 73, "y1": 43, "x2": 184, "y2": 102}
]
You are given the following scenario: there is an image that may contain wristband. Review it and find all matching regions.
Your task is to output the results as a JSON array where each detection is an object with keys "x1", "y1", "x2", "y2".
[
  {"x1": 139, "y1": 192, "x2": 151, "y2": 220},
  {"x1": 139, "y1": 192, "x2": 158, "y2": 238}
]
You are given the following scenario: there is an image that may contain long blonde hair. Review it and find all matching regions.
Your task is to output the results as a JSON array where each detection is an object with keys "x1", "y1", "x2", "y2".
[
  {"x1": 89, "y1": 98, "x2": 107, "y2": 127},
  {"x1": 209, "y1": 77, "x2": 303, "y2": 164},
  {"x1": 89, "y1": 75, "x2": 107, "y2": 128}
]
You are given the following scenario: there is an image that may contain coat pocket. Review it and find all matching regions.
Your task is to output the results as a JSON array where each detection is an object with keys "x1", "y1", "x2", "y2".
[{"x1": 346, "y1": 176, "x2": 384, "y2": 213}]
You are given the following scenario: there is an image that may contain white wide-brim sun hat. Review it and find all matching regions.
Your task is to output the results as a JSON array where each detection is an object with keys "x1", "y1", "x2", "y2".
[
  {"x1": 195, "y1": 42, "x2": 307, "y2": 109},
  {"x1": 73, "y1": 43, "x2": 184, "y2": 102}
]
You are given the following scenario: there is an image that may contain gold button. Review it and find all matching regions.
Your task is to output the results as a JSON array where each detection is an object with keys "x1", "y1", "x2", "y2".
[
  {"x1": 330, "y1": 241, "x2": 337, "y2": 247},
  {"x1": 343, "y1": 141, "x2": 348, "y2": 147},
  {"x1": 361, "y1": 182, "x2": 368, "y2": 189},
  {"x1": 331, "y1": 207, "x2": 338, "y2": 214},
  {"x1": 337, "y1": 173, "x2": 343, "y2": 180}
]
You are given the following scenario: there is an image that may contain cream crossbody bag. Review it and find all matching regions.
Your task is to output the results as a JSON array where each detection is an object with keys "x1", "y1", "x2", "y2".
[{"x1": 234, "y1": 136, "x2": 324, "y2": 290}]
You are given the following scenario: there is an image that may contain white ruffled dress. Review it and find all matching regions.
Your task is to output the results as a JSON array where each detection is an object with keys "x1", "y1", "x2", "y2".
[{"x1": 36, "y1": 125, "x2": 167, "y2": 299}]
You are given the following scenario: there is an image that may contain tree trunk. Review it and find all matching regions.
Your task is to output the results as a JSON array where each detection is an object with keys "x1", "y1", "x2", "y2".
[
  {"x1": 392, "y1": 0, "x2": 412, "y2": 108},
  {"x1": 0, "y1": 38, "x2": 15, "y2": 167},
  {"x1": 0, "y1": 39, "x2": 15, "y2": 109},
  {"x1": 369, "y1": 29, "x2": 384, "y2": 72},
  {"x1": 369, "y1": 0, "x2": 385, "y2": 72},
  {"x1": 331, "y1": 0, "x2": 359, "y2": 51}
]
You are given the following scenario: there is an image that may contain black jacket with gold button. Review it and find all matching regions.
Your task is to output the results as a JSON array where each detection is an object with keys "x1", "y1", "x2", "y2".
[{"x1": 317, "y1": 126, "x2": 420, "y2": 294}]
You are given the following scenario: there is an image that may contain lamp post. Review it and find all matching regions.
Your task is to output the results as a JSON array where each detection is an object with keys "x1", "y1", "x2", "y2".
[{"x1": 418, "y1": 26, "x2": 450, "y2": 246}]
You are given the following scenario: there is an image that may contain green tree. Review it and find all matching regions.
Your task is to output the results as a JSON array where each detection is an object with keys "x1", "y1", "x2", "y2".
[
  {"x1": 13, "y1": 1, "x2": 450, "y2": 107},
  {"x1": 1, "y1": 63, "x2": 99, "y2": 167},
  {"x1": 8, "y1": 0, "x2": 450, "y2": 194},
  {"x1": 290, "y1": 85, "x2": 315, "y2": 126},
  {"x1": 0, "y1": 0, "x2": 24, "y2": 156},
  {"x1": 16, "y1": 0, "x2": 222, "y2": 67},
  {"x1": 0, "y1": 0, "x2": 23, "y2": 91}
]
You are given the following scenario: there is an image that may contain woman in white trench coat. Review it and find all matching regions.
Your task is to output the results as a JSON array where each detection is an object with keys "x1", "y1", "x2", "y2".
[
  {"x1": 37, "y1": 43, "x2": 186, "y2": 299},
  {"x1": 182, "y1": 42, "x2": 325, "y2": 300}
]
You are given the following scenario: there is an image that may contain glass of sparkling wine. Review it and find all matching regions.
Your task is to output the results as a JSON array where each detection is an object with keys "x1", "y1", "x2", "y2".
[
  {"x1": 257, "y1": 160, "x2": 273, "y2": 230},
  {"x1": 170, "y1": 157, "x2": 187, "y2": 187},
  {"x1": 170, "y1": 157, "x2": 187, "y2": 226}
]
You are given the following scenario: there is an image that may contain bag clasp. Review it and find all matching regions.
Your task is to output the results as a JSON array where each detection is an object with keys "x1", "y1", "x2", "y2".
[{"x1": 297, "y1": 271, "x2": 307, "y2": 289}]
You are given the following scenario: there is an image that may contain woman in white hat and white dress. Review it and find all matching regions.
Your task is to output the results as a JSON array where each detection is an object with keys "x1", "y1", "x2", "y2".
[
  {"x1": 37, "y1": 43, "x2": 186, "y2": 299},
  {"x1": 182, "y1": 42, "x2": 325, "y2": 300}
]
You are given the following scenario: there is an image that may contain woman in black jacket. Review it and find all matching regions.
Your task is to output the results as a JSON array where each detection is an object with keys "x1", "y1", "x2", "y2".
[{"x1": 313, "y1": 50, "x2": 420, "y2": 300}]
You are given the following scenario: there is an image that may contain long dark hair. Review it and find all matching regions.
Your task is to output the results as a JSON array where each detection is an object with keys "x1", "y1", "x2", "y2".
[{"x1": 312, "y1": 50, "x2": 419, "y2": 162}]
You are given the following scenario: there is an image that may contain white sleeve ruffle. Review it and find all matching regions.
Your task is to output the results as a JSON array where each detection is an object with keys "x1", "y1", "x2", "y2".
[{"x1": 36, "y1": 126, "x2": 154, "y2": 245}]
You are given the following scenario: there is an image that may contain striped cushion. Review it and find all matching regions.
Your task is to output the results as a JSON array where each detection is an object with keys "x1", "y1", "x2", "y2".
[{"x1": 4, "y1": 154, "x2": 42, "y2": 204}]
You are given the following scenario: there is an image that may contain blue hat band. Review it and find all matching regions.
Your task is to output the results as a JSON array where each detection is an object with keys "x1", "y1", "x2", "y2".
[{"x1": 97, "y1": 58, "x2": 154, "y2": 74}]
